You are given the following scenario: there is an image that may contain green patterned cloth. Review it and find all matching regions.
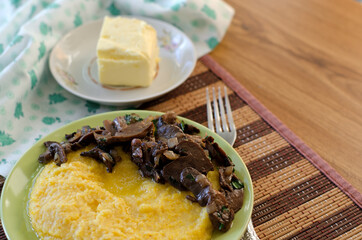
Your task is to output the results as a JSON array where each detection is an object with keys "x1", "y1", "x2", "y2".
[{"x1": 0, "y1": 0, "x2": 234, "y2": 177}]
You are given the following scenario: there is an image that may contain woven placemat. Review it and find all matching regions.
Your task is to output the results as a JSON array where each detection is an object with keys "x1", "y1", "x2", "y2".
[{"x1": 0, "y1": 55, "x2": 361, "y2": 239}]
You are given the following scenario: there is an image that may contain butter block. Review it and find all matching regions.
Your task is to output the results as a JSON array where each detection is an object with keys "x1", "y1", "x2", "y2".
[{"x1": 96, "y1": 17, "x2": 159, "y2": 87}]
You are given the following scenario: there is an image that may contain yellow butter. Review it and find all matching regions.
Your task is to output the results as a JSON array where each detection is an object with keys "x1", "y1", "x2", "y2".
[
  {"x1": 29, "y1": 147, "x2": 213, "y2": 240},
  {"x1": 96, "y1": 16, "x2": 159, "y2": 87}
]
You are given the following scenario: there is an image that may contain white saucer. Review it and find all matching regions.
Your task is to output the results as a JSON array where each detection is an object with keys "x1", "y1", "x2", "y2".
[{"x1": 49, "y1": 16, "x2": 197, "y2": 106}]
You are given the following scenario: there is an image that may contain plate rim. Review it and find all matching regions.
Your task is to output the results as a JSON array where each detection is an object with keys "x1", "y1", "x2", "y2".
[
  {"x1": 0, "y1": 110, "x2": 253, "y2": 239},
  {"x1": 49, "y1": 16, "x2": 197, "y2": 105}
]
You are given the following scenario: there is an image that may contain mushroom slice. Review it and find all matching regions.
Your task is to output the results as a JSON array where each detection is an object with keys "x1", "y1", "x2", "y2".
[
  {"x1": 109, "y1": 149, "x2": 122, "y2": 162},
  {"x1": 203, "y1": 136, "x2": 234, "y2": 167},
  {"x1": 219, "y1": 166, "x2": 244, "y2": 213},
  {"x1": 112, "y1": 116, "x2": 128, "y2": 132},
  {"x1": 218, "y1": 166, "x2": 234, "y2": 192},
  {"x1": 104, "y1": 121, "x2": 153, "y2": 144},
  {"x1": 66, "y1": 126, "x2": 93, "y2": 143},
  {"x1": 103, "y1": 119, "x2": 116, "y2": 135},
  {"x1": 163, "y1": 140, "x2": 214, "y2": 189},
  {"x1": 39, "y1": 141, "x2": 68, "y2": 166},
  {"x1": 160, "y1": 112, "x2": 177, "y2": 125},
  {"x1": 222, "y1": 188, "x2": 244, "y2": 213},
  {"x1": 174, "y1": 141, "x2": 214, "y2": 173},
  {"x1": 131, "y1": 138, "x2": 143, "y2": 164},
  {"x1": 70, "y1": 130, "x2": 99, "y2": 150},
  {"x1": 157, "y1": 125, "x2": 185, "y2": 144},
  {"x1": 38, "y1": 149, "x2": 53, "y2": 164},
  {"x1": 81, "y1": 147, "x2": 115, "y2": 173},
  {"x1": 180, "y1": 167, "x2": 234, "y2": 232}
]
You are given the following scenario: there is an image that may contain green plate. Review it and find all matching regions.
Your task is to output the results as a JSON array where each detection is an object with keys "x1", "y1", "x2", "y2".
[{"x1": 0, "y1": 110, "x2": 253, "y2": 240}]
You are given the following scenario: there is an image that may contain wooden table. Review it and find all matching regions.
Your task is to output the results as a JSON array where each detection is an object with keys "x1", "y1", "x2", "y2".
[{"x1": 210, "y1": 0, "x2": 362, "y2": 192}]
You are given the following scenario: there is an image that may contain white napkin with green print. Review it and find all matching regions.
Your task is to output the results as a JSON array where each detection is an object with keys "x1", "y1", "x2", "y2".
[{"x1": 0, "y1": 0, "x2": 234, "y2": 177}]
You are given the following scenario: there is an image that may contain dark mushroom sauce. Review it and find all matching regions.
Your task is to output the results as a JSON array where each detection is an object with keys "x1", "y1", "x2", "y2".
[{"x1": 38, "y1": 112, "x2": 244, "y2": 232}]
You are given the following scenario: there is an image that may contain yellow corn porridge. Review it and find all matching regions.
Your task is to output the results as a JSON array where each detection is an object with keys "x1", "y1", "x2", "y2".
[{"x1": 29, "y1": 146, "x2": 213, "y2": 240}]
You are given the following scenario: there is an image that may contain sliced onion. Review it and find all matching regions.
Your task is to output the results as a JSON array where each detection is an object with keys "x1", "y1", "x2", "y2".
[
  {"x1": 167, "y1": 137, "x2": 178, "y2": 148},
  {"x1": 163, "y1": 150, "x2": 180, "y2": 160},
  {"x1": 154, "y1": 153, "x2": 161, "y2": 166},
  {"x1": 225, "y1": 166, "x2": 233, "y2": 175},
  {"x1": 206, "y1": 202, "x2": 217, "y2": 214},
  {"x1": 103, "y1": 119, "x2": 113, "y2": 133},
  {"x1": 196, "y1": 175, "x2": 209, "y2": 188}
]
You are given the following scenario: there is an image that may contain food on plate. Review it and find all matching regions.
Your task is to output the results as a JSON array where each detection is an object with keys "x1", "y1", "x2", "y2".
[
  {"x1": 30, "y1": 112, "x2": 244, "y2": 239},
  {"x1": 96, "y1": 16, "x2": 159, "y2": 87},
  {"x1": 30, "y1": 147, "x2": 212, "y2": 240}
]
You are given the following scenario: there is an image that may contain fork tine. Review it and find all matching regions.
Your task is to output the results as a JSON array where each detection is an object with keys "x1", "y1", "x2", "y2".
[
  {"x1": 212, "y1": 87, "x2": 222, "y2": 133},
  {"x1": 206, "y1": 88, "x2": 214, "y2": 132},
  {"x1": 218, "y1": 87, "x2": 229, "y2": 132},
  {"x1": 224, "y1": 86, "x2": 235, "y2": 131}
]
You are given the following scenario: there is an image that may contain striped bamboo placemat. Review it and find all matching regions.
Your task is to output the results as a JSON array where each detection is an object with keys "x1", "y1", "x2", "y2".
[{"x1": 0, "y1": 55, "x2": 361, "y2": 239}]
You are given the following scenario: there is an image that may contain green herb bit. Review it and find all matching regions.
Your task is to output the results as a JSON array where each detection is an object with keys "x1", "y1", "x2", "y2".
[
  {"x1": 180, "y1": 120, "x2": 186, "y2": 132},
  {"x1": 102, "y1": 152, "x2": 112, "y2": 160},
  {"x1": 152, "y1": 119, "x2": 158, "y2": 126},
  {"x1": 124, "y1": 114, "x2": 131, "y2": 124},
  {"x1": 124, "y1": 114, "x2": 143, "y2": 125},
  {"x1": 218, "y1": 223, "x2": 224, "y2": 231},
  {"x1": 231, "y1": 179, "x2": 244, "y2": 189},
  {"x1": 134, "y1": 116, "x2": 143, "y2": 121},
  {"x1": 152, "y1": 119, "x2": 158, "y2": 134},
  {"x1": 185, "y1": 173, "x2": 195, "y2": 181},
  {"x1": 221, "y1": 206, "x2": 229, "y2": 212}
]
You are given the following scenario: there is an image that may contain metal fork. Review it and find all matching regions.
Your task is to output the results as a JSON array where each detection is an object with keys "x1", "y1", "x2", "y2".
[
  {"x1": 206, "y1": 87, "x2": 236, "y2": 145},
  {"x1": 206, "y1": 87, "x2": 259, "y2": 240}
]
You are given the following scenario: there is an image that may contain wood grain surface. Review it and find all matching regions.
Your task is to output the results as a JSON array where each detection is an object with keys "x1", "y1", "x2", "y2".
[{"x1": 210, "y1": 0, "x2": 362, "y2": 192}]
